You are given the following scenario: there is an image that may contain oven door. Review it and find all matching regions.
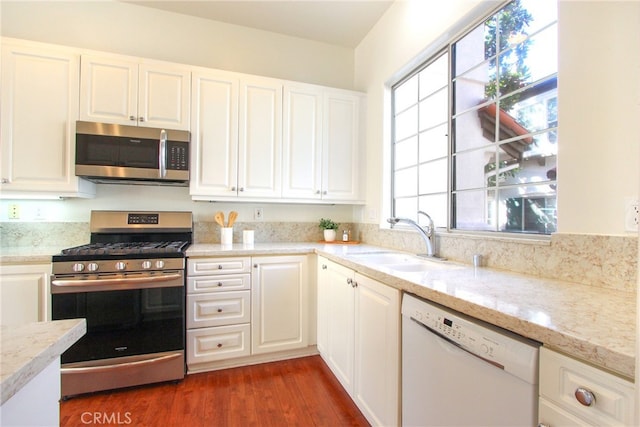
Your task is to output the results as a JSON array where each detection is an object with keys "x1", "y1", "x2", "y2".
[{"x1": 51, "y1": 270, "x2": 185, "y2": 364}]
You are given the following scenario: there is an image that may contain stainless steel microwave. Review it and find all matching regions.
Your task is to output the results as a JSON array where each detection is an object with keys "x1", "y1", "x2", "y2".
[{"x1": 75, "y1": 121, "x2": 190, "y2": 186}]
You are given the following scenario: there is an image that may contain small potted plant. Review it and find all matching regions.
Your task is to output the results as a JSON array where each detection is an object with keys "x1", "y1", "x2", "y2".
[{"x1": 319, "y1": 218, "x2": 339, "y2": 242}]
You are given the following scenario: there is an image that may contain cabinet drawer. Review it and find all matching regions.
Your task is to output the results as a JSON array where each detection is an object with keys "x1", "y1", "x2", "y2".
[
  {"x1": 187, "y1": 273, "x2": 250, "y2": 293},
  {"x1": 187, "y1": 291, "x2": 250, "y2": 328},
  {"x1": 187, "y1": 324, "x2": 251, "y2": 364},
  {"x1": 539, "y1": 347, "x2": 634, "y2": 426},
  {"x1": 188, "y1": 257, "x2": 251, "y2": 275}
]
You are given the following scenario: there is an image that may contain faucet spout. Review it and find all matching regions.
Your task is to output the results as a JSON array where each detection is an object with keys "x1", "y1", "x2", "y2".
[{"x1": 387, "y1": 212, "x2": 435, "y2": 257}]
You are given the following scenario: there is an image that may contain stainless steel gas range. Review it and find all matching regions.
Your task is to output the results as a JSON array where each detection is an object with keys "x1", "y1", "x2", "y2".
[{"x1": 51, "y1": 210, "x2": 192, "y2": 398}]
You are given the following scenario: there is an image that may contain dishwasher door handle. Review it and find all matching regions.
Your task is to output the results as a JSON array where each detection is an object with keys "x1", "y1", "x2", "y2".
[{"x1": 410, "y1": 316, "x2": 505, "y2": 370}]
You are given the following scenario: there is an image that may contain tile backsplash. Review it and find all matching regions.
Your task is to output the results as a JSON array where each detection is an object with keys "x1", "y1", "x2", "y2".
[{"x1": 1, "y1": 221, "x2": 636, "y2": 292}]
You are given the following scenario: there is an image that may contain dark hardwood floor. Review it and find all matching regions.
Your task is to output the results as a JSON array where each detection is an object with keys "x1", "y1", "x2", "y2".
[{"x1": 60, "y1": 355, "x2": 370, "y2": 427}]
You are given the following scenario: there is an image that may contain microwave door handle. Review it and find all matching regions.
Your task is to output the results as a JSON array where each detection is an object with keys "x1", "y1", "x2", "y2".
[{"x1": 159, "y1": 129, "x2": 167, "y2": 178}]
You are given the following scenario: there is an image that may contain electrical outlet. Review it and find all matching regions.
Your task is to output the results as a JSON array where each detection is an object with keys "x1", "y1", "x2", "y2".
[
  {"x1": 8, "y1": 204, "x2": 19, "y2": 219},
  {"x1": 254, "y1": 207, "x2": 264, "y2": 221},
  {"x1": 624, "y1": 198, "x2": 639, "y2": 232}
]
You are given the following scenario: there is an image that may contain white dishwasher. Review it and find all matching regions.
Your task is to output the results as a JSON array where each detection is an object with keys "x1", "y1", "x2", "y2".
[{"x1": 402, "y1": 293, "x2": 540, "y2": 427}]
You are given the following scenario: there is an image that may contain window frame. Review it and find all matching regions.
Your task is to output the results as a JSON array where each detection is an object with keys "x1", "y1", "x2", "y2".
[{"x1": 389, "y1": 0, "x2": 557, "y2": 238}]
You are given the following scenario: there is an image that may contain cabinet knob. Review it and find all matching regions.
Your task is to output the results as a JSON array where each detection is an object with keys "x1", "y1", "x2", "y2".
[
  {"x1": 315, "y1": 190, "x2": 321, "y2": 194},
  {"x1": 575, "y1": 387, "x2": 596, "y2": 406},
  {"x1": 346, "y1": 278, "x2": 352, "y2": 285},
  {"x1": 217, "y1": 282, "x2": 223, "y2": 287},
  {"x1": 1, "y1": 178, "x2": 10, "y2": 184},
  {"x1": 139, "y1": 117, "x2": 145, "y2": 122},
  {"x1": 322, "y1": 264, "x2": 327, "y2": 270},
  {"x1": 129, "y1": 115, "x2": 136, "y2": 121},
  {"x1": 239, "y1": 187, "x2": 245, "y2": 192},
  {"x1": 217, "y1": 343, "x2": 222, "y2": 348},
  {"x1": 217, "y1": 308, "x2": 223, "y2": 313},
  {"x1": 254, "y1": 264, "x2": 258, "y2": 268},
  {"x1": 218, "y1": 265, "x2": 223, "y2": 269},
  {"x1": 231, "y1": 186, "x2": 236, "y2": 191},
  {"x1": 323, "y1": 191, "x2": 327, "y2": 195}
]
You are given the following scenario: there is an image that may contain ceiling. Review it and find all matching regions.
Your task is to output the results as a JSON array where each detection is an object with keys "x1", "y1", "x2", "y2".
[{"x1": 124, "y1": 0, "x2": 394, "y2": 48}]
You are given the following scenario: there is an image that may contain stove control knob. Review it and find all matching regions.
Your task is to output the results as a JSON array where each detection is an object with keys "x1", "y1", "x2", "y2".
[
  {"x1": 142, "y1": 260, "x2": 152, "y2": 269},
  {"x1": 87, "y1": 262, "x2": 99, "y2": 272},
  {"x1": 72, "y1": 263, "x2": 85, "y2": 272},
  {"x1": 155, "y1": 260, "x2": 165, "y2": 269},
  {"x1": 115, "y1": 261, "x2": 127, "y2": 271}
]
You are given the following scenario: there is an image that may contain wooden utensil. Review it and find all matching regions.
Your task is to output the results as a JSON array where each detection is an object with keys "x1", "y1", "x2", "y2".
[
  {"x1": 227, "y1": 211, "x2": 238, "y2": 228},
  {"x1": 214, "y1": 211, "x2": 225, "y2": 227}
]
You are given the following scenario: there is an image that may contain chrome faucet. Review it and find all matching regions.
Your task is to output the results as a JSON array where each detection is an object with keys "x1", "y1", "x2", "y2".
[{"x1": 387, "y1": 210, "x2": 436, "y2": 258}]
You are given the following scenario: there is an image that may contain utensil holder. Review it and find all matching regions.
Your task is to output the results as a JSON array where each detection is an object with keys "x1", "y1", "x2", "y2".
[{"x1": 221, "y1": 227, "x2": 233, "y2": 245}]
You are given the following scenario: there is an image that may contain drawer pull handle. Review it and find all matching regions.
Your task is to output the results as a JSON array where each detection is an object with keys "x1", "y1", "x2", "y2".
[{"x1": 575, "y1": 387, "x2": 596, "y2": 406}]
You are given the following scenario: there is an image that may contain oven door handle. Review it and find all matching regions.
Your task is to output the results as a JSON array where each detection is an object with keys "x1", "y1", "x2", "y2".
[{"x1": 51, "y1": 273, "x2": 183, "y2": 293}]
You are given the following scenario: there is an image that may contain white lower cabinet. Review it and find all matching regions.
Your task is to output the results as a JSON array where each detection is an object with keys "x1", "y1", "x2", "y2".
[
  {"x1": 186, "y1": 257, "x2": 252, "y2": 369},
  {"x1": 538, "y1": 347, "x2": 634, "y2": 426},
  {"x1": 317, "y1": 256, "x2": 400, "y2": 427},
  {"x1": 251, "y1": 255, "x2": 309, "y2": 354},
  {"x1": 0, "y1": 263, "x2": 50, "y2": 325},
  {"x1": 187, "y1": 255, "x2": 312, "y2": 372}
]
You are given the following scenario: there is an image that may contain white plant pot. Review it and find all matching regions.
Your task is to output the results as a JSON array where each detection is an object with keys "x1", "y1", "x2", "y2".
[{"x1": 323, "y1": 229, "x2": 337, "y2": 242}]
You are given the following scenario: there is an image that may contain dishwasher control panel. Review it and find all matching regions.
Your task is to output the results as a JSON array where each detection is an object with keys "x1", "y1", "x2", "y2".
[
  {"x1": 408, "y1": 301, "x2": 503, "y2": 364},
  {"x1": 401, "y1": 293, "x2": 540, "y2": 383}
]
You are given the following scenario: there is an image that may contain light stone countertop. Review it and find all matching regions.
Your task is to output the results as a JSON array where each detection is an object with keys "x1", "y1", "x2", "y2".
[
  {"x1": 1, "y1": 243, "x2": 634, "y2": 381},
  {"x1": 1, "y1": 319, "x2": 86, "y2": 404},
  {"x1": 0, "y1": 246, "x2": 65, "y2": 264},
  {"x1": 188, "y1": 242, "x2": 636, "y2": 380}
]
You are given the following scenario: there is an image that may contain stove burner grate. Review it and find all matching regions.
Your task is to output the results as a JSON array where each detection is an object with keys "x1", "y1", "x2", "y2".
[{"x1": 61, "y1": 241, "x2": 189, "y2": 256}]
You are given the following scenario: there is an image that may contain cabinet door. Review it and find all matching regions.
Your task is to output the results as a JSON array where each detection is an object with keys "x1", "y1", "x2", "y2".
[
  {"x1": 138, "y1": 63, "x2": 191, "y2": 130},
  {"x1": 79, "y1": 54, "x2": 138, "y2": 125},
  {"x1": 322, "y1": 91, "x2": 361, "y2": 201},
  {"x1": 353, "y1": 273, "x2": 400, "y2": 427},
  {"x1": 190, "y1": 69, "x2": 239, "y2": 198},
  {"x1": 238, "y1": 77, "x2": 282, "y2": 198},
  {"x1": 251, "y1": 255, "x2": 308, "y2": 354},
  {"x1": 1, "y1": 41, "x2": 94, "y2": 197},
  {"x1": 324, "y1": 259, "x2": 355, "y2": 394},
  {"x1": 0, "y1": 264, "x2": 50, "y2": 325},
  {"x1": 282, "y1": 84, "x2": 323, "y2": 199}
]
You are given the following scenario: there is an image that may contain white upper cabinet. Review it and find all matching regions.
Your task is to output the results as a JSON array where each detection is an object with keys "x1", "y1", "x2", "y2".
[
  {"x1": 282, "y1": 84, "x2": 363, "y2": 202},
  {"x1": 80, "y1": 54, "x2": 191, "y2": 130},
  {"x1": 191, "y1": 72, "x2": 283, "y2": 201},
  {"x1": 322, "y1": 90, "x2": 362, "y2": 202},
  {"x1": 0, "y1": 39, "x2": 95, "y2": 198},
  {"x1": 190, "y1": 68, "x2": 239, "y2": 198},
  {"x1": 282, "y1": 84, "x2": 323, "y2": 199},
  {"x1": 238, "y1": 77, "x2": 283, "y2": 199}
]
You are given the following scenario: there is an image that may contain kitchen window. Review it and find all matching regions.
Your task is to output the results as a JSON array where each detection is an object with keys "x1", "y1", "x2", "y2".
[{"x1": 391, "y1": 0, "x2": 558, "y2": 235}]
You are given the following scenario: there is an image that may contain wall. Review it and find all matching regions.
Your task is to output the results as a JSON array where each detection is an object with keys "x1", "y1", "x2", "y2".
[
  {"x1": 355, "y1": 0, "x2": 640, "y2": 236},
  {"x1": 0, "y1": 0, "x2": 354, "y2": 89}
]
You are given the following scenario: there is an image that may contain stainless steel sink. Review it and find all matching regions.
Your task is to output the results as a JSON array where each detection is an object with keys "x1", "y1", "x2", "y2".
[
  {"x1": 345, "y1": 252, "x2": 418, "y2": 265},
  {"x1": 346, "y1": 251, "x2": 459, "y2": 273},
  {"x1": 383, "y1": 261, "x2": 460, "y2": 273}
]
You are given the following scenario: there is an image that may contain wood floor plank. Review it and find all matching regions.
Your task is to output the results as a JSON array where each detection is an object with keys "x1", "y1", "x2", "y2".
[{"x1": 60, "y1": 355, "x2": 370, "y2": 427}]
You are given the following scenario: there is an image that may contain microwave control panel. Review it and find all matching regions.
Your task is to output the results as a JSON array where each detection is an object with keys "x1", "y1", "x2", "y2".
[{"x1": 167, "y1": 142, "x2": 189, "y2": 170}]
